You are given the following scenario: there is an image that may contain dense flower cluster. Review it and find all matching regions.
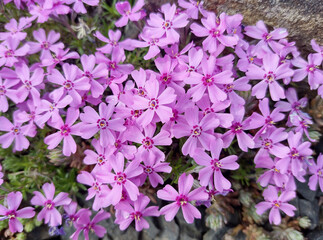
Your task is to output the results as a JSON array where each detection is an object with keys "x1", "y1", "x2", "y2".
[{"x1": 0, "y1": 0, "x2": 323, "y2": 237}]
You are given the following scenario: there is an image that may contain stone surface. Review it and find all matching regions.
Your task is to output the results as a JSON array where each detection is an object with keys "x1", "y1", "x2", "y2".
[
  {"x1": 203, "y1": 226, "x2": 230, "y2": 240},
  {"x1": 306, "y1": 229, "x2": 323, "y2": 240},
  {"x1": 204, "y1": 0, "x2": 323, "y2": 53},
  {"x1": 142, "y1": 217, "x2": 160, "y2": 240},
  {"x1": 155, "y1": 217, "x2": 179, "y2": 240},
  {"x1": 176, "y1": 210, "x2": 203, "y2": 239},
  {"x1": 299, "y1": 199, "x2": 320, "y2": 230},
  {"x1": 102, "y1": 217, "x2": 139, "y2": 240},
  {"x1": 296, "y1": 179, "x2": 317, "y2": 201}
]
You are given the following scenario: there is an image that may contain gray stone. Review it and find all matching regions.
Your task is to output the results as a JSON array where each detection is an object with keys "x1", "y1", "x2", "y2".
[
  {"x1": 296, "y1": 179, "x2": 317, "y2": 201},
  {"x1": 155, "y1": 217, "x2": 179, "y2": 240},
  {"x1": 299, "y1": 199, "x2": 319, "y2": 230},
  {"x1": 203, "y1": 226, "x2": 230, "y2": 240},
  {"x1": 101, "y1": 217, "x2": 139, "y2": 240},
  {"x1": 289, "y1": 197, "x2": 300, "y2": 217},
  {"x1": 180, "y1": 233, "x2": 198, "y2": 240},
  {"x1": 176, "y1": 210, "x2": 203, "y2": 239},
  {"x1": 306, "y1": 229, "x2": 323, "y2": 240},
  {"x1": 142, "y1": 217, "x2": 160, "y2": 240}
]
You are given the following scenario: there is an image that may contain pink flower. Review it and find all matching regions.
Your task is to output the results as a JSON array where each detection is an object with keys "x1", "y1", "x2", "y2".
[
  {"x1": 115, "y1": 194, "x2": 159, "y2": 231},
  {"x1": 193, "y1": 139, "x2": 239, "y2": 192},
  {"x1": 0, "y1": 37, "x2": 29, "y2": 67},
  {"x1": 172, "y1": 106, "x2": 219, "y2": 156},
  {"x1": 71, "y1": 210, "x2": 110, "y2": 240},
  {"x1": 146, "y1": 3, "x2": 188, "y2": 44},
  {"x1": 15, "y1": 63, "x2": 44, "y2": 104},
  {"x1": 190, "y1": 13, "x2": 238, "y2": 53},
  {"x1": 292, "y1": 54, "x2": 323, "y2": 90},
  {"x1": 48, "y1": 63, "x2": 90, "y2": 107},
  {"x1": 27, "y1": 28, "x2": 64, "y2": 60},
  {"x1": 308, "y1": 154, "x2": 323, "y2": 192},
  {"x1": 178, "y1": 0, "x2": 205, "y2": 20},
  {"x1": 77, "y1": 171, "x2": 111, "y2": 210},
  {"x1": 131, "y1": 78, "x2": 176, "y2": 127},
  {"x1": 31, "y1": 182, "x2": 72, "y2": 227},
  {"x1": 0, "y1": 17, "x2": 31, "y2": 41},
  {"x1": 96, "y1": 152, "x2": 143, "y2": 205},
  {"x1": 244, "y1": 20, "x2": 288, "y2": 51},
  {"x1": 0, "y1": 192, "x2": 35, "y2": 233},
  {"x1": 66, "y1": 0, "x2": 99, "y2": 13},
  {"x1": 255, "y1": 185, "x2": 296, "y2": 225},
  {"x1": 0, "y1": 116, "x2": 36, "y2": 151},
  {"x1": 0, "y1": 76, "x2": 20, "y2": 112},
  {"x1": 44, "y1": 108, "x2": 82, "y2": 156},
  {"x1": 80, "y1": 102, "x2": 126, "y2": 147},
  {"x1": 42, "y1": 48, "x2": 79, "y2": 69},
  {"x1": 246, "y1": 53, "x2": 294, "y2": 101},
  {"x1": 157, "y1": 173, "x2": 208, "y2": 223},
  {"x1": 115, "y1": 0, "x2": 145, "y2": 27}
]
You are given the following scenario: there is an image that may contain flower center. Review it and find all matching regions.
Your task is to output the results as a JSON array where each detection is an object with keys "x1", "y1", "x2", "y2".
[
  {"x1": 5, "y1": 50, "x2": 14, "y2": 58},
  {"x1": 144, "y1": 166, "x2": 153, "y2": 174},
  {"x1": 202, "y1": 74, "x2": 214, "y2": 86},
  {"x1": 211, "y1": 159, "x2": 222, "y2": 171},
  {"x1": 162, "y1": 20, "x2": 172, "y2": 30},
  {"x1": 289, "y1": 147, "x2": 299, "y2": 159},
  {"x1": 159, "y1": 73, "x2": 171, "y2": 84},
  {"x1": 11, "y1": 126, "x2": 20, "y2": 135},
  {"x1": 115, "y1": 172, "x2": 127, "y2": 185},
  {"x1": 191, "y1": 125, "x2": 202, "y2": 137},
  {"x1": 231, "y1": 122, "x2": 242, "y2": 133},
  {"x1": 60, "y1": 124, "x2": 71, "y2": 136},
  {"x1": 273, "y1": 167, "x2": 280, "y2": 173},
  {"x1": 41, "y1": 41, "x2": 50, "y2": 49},
  {"x1": 137, "y1": 87, "x2": 146, "y2": 96},
  {"x1": 6, "y1": 210, "x2": 16, "y2": 219},
  {"x1": 131, "y1": 109, "x2": 143, "y2": 118},
  {"x1": 263, "y1": 33, "x2": 272, "y2": 42},
  {"x1": 97, "y1": 118, "x2": 108, "y2": 129},
  {"x1": 318, "y1": 169, "x2": 322, "y2": 177},
  {"x1": 273, "y1": 200, "x2": 280, "y2": 208},
  {"x1": 262, "y1": 138, "x2": 273, "y2": 149},
  {"x1": 0, "y1": 86, "x2": 6, "y2": 95},
  {"x1": 264, "y1": 71, "x2": 276, "y2": 83},
  {"x1": 24, "y1": 80, "x2": 32, "y2": 90},
  {"x1": 97, "y1": 154, "x2": 106, "y2": 165},
  {"x1": 148, "y1": 98, "x2": 159, "y2": 110},
  {"x1": 63, "y1": 80, "x2": 74, "y2": 90},
  {"x1": 131, "y1": 211, "x2": 142, "y2": 221},
  {"x1": 265, "y1": 116, "x2": 275, "y2": 125},
  {"x1": 142, "y1": 137, "x2": 154, "y2": 149},
  {"x1": 176, "y1": 194, "x2": 188, "y2": 206},
  {"x1": 92, "y1": 182, "x2": 101, "y2": 191},
  {"x1": 45, "y1": 200, "x2": 55, "y2": 210},
  {"x1": 109, "y1": 62, "x2": 117, "y2": 70},
  {"x1": 223, "y1": 84, "x2": 234, "y2": 93},
  {"x1": 210, "y1": 29, "x2": 220, "y2": 37}
]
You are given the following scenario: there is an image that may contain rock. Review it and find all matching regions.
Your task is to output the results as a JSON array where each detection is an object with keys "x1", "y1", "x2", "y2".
[
  {"x1": 180, "y1": 233, "x2": 198, "y2": 240},
  {"x1": 142, "y1": 217, "x2": 160, "y2": 240},
  {"x1": 289, "y1": 197, "x2": 300, "y2": 217},
  {"x1": 101, "y1": 217, "x2": 139, "y2": 240},
  {"x1": 203, "y1": 226, "x2": 230, "y2": 240},
  {"x1": 299, "y1": 199, "x2": 319, "y2": 230},
  {"x1": 203, "y1": 0, "x2": 323, "y2": 53},
  {"x1": 306, "y1": 229, "x2": 323, "y2": 240},
  {"x1": 155, "y1": 217, "x2": 179, "y2": 240},
  {"x1": 176, "y1": 210, "x2": 203, "y2": 239},
  {"x1": 296, "y1": 178, "x2": 317, "y2": 201}
]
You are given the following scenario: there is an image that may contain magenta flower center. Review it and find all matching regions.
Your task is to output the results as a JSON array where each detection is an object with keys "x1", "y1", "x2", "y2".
[
  {"x1": 210, "y1": 28, "x2": 220, "y2": 37},
  {"x1": 264, "y1": 71, "x2": 276, "y2": 83},
  {"x1": 211, "y1": 159, "x2": 222, "y2": 171},
  {"x1": 0, "y1": 86, "x2": 7, "y2": 95},
  {"x1": 108, "y1": 61, "x2": 117, "y2": 70},
  {"x1": 265, "y1": 116, "x2": 274, "y2": 125},
  {"x1": 83, "y1": 71, "x2": 93, "y2": 79},
  {"x1": 114, "y1": 140, "x2": 121, "y2": 149},
  {"x1": 137, "y1": 87, "x2": 146, "y2": 96},
  {"x1": 45, "y1": 200, "x2": 55, "y2": 210},
  {"x1": 97, "y1": 118, "x2": 108, "y2": 129},
  {"x1": 92, "y1": 182, "x2": 101, "y2": 191},
  {"x1": 231, "y1": 122, "x2": 242, "y2": 133},
  {"x1": 97, "y1": 154, "x2": 106, "y2": 165},
  {"x1": 142, "y1": 137, "x2": 154, "y2": 149},
  {"x1": 191, "y1": 125, "x2": 202, "y2": 137},
  {"x1": 318, "y1": 169, "x2": 323, "y2": 177},
  {"x1": 187, "y1": 66, "x2": 196, "y2": 72},
  {"x1": 115, "y1": 172, "x2": 127, "y2": 185},
  {"x1": 131, "y1": 211, "x2": 142, "y2": 221},
  {"x1": 148, "y1": 39, "x2": 159, "y2": 46},
  {"x1": 272, "y1": 200, "x2": 281, "y2": 208},
  {"x1": 202, "y1": 74, "x2": 214, "y2": 86},
  {"x1": 109, "y1": 40, "x2": 118, "y2": 46},
  {"x1": 5, "y1": 50, "x2": 14, "y2": 58},
  {"x1": 223, "y1": 84, "x2": 234, "y2": 93},
  {"x1": 144, "y1": 166, "x2": 154, "y2": 174},
  {"x1": 248, "y1": 56, "x2": 255, "y2": 63},
  {"x1": 63, "y1": 80, "x2": 74, "y2": 90},
  {"x1": 162, "y1": 20, "x2": 172, "y2": 30},
  {"x1": 170, "y1": 109, "x2": 178, "y2": 121},
  {"x1": 203, "y1": 107, "x2": 214, "y2": 116},
  {"x1": 159, "y1": 73, "x2": 172, "y2": 84},
  {"x1": 131, "y1": 109, "x2": 143, "y2": 118},
  {"x1": 149, "y1": 98, "x2": 159, "y2": 110},
  {"x1": 306, "y1": 64, "x2": 317, "y2": 73},
  {"x1": 263, "y1": 33, "x2": 272, "y2": 42},
  {"x1": 11, "y1": 126, "x2": 21, "y2": 135},
  {"x1": 41, "y1": 41, "x2": 50, "y2": 49},
  {"x1": 289, "y1": 148, "x2": 299, "y2": 159},
  {"x1": 273, "y1": 167, "x2": 280, "y2": 173},
  {"x1": 60, "y1": 124, "x2": 71, "y2": 136},
  {"x1": 6, "y1": 210, "x2": 17, "y2": 219},
  {"x1": 24, "y1": 80, "x2": 32, "y2": 90},
  {"x1": 176, "y1": 194, "x2": 188, "y2": 206},
  {"x1": 49, "y1": 104, "x2": 57, "y2": 112},
  {"x1": 262, "y1": 138, "x2": 273, "y2": 149}
]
